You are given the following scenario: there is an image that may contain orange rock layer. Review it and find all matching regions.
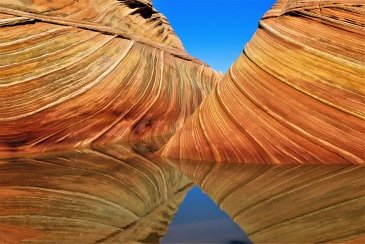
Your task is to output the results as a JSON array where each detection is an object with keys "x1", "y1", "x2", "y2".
[
  {"x1": 165, "y1": 158, "x2": 365, "y2": 243},
  {"x1": 0, "y1": 0, "x2": 221, "y2": 157},
  {"x1": 160, "y1": 0, "x2": 365, "y2": 164},
  {"x1": 0, "y1": 0, "x2": 184, "y2": 50},
  {"x1": 0, "y1": 144, "x2": 192, "y2": 243}
]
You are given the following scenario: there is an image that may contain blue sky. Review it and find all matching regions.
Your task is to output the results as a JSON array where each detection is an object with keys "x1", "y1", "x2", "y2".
[
  {"x1": 153, "y1": 0, "x2": 276, "y2": 72},
  {"x1": 150, "y1": 2, "x2": 277, "y2": 242}
]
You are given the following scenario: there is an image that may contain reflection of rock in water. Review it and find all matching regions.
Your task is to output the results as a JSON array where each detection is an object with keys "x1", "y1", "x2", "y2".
[
  {"x1": 0, "y1": 144, "x2": 192, "y2": 243},
  {"x1": 165, "y1": 159, "x2": 365, "y2": 243}
]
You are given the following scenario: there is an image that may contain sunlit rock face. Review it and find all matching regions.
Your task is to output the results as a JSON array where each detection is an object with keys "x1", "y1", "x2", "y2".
[
  {"x1": 160, "y1": 0, "x2": 365, "y2": 164},
  {"x1": 165, "y1": 159, "x2": 365, "y2": 243},
  {"x1": 0, "y1": 144, "x2": 192, "y2": 243},
  {"x1": 0, "y1": 0, "x2": 221, "y2": 157},
  {"x1": 0, "y1": 0, "x2": 183, "y2": 49}
]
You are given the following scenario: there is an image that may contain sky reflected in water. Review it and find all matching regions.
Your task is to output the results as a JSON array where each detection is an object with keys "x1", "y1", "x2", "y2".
[{"x1": 162, "y1": 186, "x2": 250, "y2": 243}]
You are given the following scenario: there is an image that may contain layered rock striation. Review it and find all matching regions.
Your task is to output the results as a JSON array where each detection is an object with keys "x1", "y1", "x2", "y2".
[
  {"x1": 0, "y1": 144, "x2": 192, "y2": 243},
  {"x1": 165, "y1": 159, "x2": 365, "y2": 243},
  {"x1": 0, "y1": 0, "x2": 184, "y2": 49},
  {"x1": 0, "y1": 0, "x2": 221, "y2": 157},
  {"x1": 160, "y1": 0, "x2": 365, "y2": 164}
]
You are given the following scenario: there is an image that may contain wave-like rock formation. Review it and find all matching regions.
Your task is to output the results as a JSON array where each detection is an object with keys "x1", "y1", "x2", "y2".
[
  {"x1": 0, "y1": 0, "x2": 221, "y2": 157},
  {"x1": 0, "y1": 0, "x2": 183, "y2": 50},
  {"x1": 160, "y1": 0, "x2": 365, "y2": 164},
  {"x1": 165, "y1": 159, "x2": 365, "y2": 243},
  {"x1": 0, "y1": 144, "x2": 192, "y2": 243}
]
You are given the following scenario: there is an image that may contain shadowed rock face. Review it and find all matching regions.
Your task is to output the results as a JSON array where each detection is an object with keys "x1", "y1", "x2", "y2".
[
  {"x1": 164, "y1": 159, "x2": 365, "y2": 243},
  {"x1": 159, "y1": 0, "x2": 365, "y2": 164},
  {"x1": 0, "y1": 0, "x2": 221, "y2": 157},
  {"x1": 0, "y1": 144, "x2": 192, "y2": 243}
]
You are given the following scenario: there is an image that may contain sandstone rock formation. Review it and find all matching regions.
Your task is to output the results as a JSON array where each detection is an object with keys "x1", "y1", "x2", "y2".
[
  {"x1": 0, "y1": 144, "x2": 191, "y2": 243},
  {"x1": 0, "y1": 0, "x2": 183, "y2": 50},
  {"x1": 166, "y1": 159, "x2": 365, "y2": 243},
  {"x1": 0, "y1": 0, "x2": 221, "y2": 157},
  {"x1": 160, "y1": 0, "x2": 365, "y2": 164}
]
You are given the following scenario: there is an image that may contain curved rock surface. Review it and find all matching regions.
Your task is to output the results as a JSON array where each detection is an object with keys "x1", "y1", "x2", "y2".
[
  {"x1": 165, "y1": 159, "x2": 365, "y2": 243},
  {"x1": 0, "y1": 144, "x2": 192, "y2": 243},
  {"x1": 160, "y1": 0, "x2": 365, "y2": 164},
  {"x1": 0, "y1": 0, "x2": 221, "y2": 157},
  {"x1": 0, "y1": 0, "x2": 183, "y2": 49}
]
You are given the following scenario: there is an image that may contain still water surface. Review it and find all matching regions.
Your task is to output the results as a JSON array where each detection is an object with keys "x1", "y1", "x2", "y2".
[
  {"x1": 0, "y1": 143, "x2": 363, "y2": 243},
  {"x1": 162, "y1": 186, "x2": 250, "y2": 243}
]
